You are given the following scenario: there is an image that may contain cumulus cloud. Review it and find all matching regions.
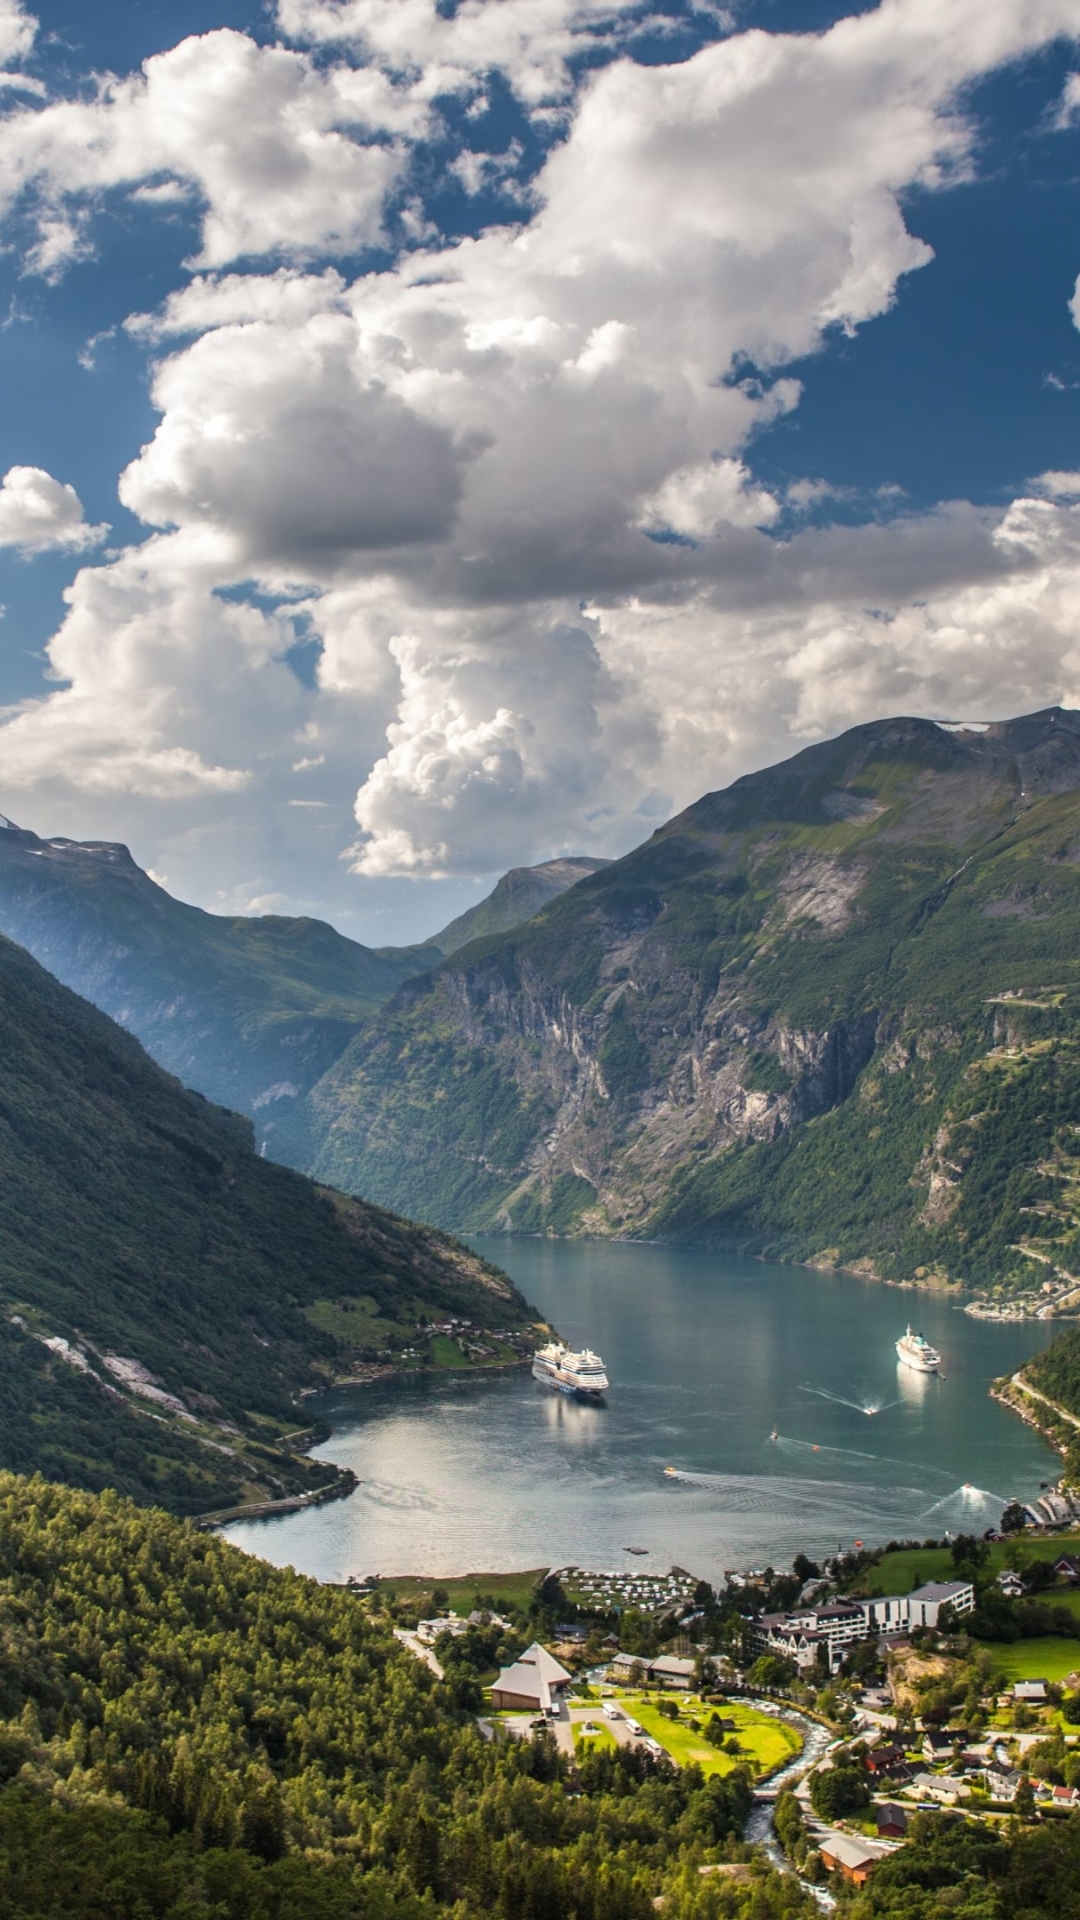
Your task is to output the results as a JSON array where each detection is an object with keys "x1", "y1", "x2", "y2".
[
  {"x1": 349, "y1": 613, "x2": 632, "y2": 875},
  {"x1": 638, "y1": 458, "x2": 782, "y2": 539},
  {"x1": 0, "y1": 30, "x2": 428, "y2": 276},
  {"x1": 5, "y1": 0, "x2": 1080, "y2": 909},
  {"x1": 0, "y1": 466, "x2": 107, "y2": 553},
  {"x1": 276, "y1": 0, "x2": 652, "y2": 106},
  {"x1": 0, "y1": 0, "x2": 35, "y2": 68}
]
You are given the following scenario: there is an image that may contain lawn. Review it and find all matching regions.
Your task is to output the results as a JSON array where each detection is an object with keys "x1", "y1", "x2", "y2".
[
  {"x1": 614, "y1": 1694, "x2": 801, "y2": 1778},
  {"x1": 573, "y1": 1723, "x2": 617, "y2": 1755},
  {"x1": 374, "y1": 1569, "x2": 547, "y2": 1614},
  {"x1": 428, "y1": 1334, "x2": 473, "y2": 1370},
  {"x1": 849, "y1": 1533, "x2": 1080, "y2": 1597},
  {"x1": 988, "y1": 1639, "x2": 1080, "y2": 1683},
  {"x1": 303, "y1": 1293, "x2": 403, "y2": 1347}
]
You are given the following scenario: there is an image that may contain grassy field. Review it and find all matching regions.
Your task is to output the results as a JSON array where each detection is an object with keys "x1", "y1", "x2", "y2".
[
  {"x1": 614, "y1": 1694, "x2": 800, "y2": 1778},
  {"x1": 303, "y1": 1294, "x2": 403, "y2": 1346},
  {"x1": 573, "y1": 1722, "x2": 617, "y2": 1755},
  {"x1": 850, "y1": 1533, "x2": 1080, "y2": 1596},
  {"x1": 374, "y1": 1569, "x2": 547, "y2": 1613},
  {"x1": 988, "y1": 1640, "x2": 1080, "y2": 1683}
]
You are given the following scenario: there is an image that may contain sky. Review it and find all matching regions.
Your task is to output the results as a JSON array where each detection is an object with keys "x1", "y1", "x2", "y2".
[{"x1": 3, "y1": 1, "x2": 1080, "y2": 942}]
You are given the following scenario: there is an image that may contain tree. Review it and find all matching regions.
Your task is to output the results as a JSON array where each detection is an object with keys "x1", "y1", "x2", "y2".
[
  {"x1": 809, "y1": 1765, "x2": 870, "y2": 1821},
  {"x1": 746, "y1": 1654, "x2": 794, "y2": 1690},
  {"x1": 1002, "y1": 1501, "x2": 1027, "y2": 1535},
  {"x1": 693, "y1": 1651, "x2": 717, "y2": 1692},
  {"x1": 1014, "y1": 1774, "x2": 1036, "y2": 1820}
]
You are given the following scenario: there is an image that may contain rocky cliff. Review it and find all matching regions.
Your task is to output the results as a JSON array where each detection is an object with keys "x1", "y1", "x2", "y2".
[{"x1": 307, "y1": 708, "x2": 1080, "y2": 1297}]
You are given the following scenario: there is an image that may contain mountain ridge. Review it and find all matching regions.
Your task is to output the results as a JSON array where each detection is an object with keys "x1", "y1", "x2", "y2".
[
  {"x1": 304, "y1": 707, "x2": 1080, "y2": 1300},
  {"x1": 0, "y1": 822, "x2": 610, "y2": 1157},
  {"x1": 0, "y1": 928, "x2": 532, "y2": 1512}
]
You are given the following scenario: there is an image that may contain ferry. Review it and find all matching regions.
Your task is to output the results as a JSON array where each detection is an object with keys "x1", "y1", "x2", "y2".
[
  {"x1": 532, "y1": 1341, "x2": 609, "y2": 1400},
  {"x1": 896, "y1": 1325, "x2": 941, "y2": 1374}
]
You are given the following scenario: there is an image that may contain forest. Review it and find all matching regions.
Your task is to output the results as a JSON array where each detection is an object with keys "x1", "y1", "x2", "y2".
[{"x1": 0, "y1": 1472, "x2": 811, "y2": 1920}]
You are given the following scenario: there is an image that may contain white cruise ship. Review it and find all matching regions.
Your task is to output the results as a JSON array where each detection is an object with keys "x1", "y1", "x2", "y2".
[
  {"x1": 532, "y1": 1341, "x2": 609, "y2": 1400},
  {"x1": 896, "y1": 1325, "x2": 941, "y2": 1374}
]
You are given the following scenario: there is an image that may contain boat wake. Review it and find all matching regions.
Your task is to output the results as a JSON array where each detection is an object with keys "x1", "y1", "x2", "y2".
[
  {"x1": 919, "y1": 1482, "x2": 1008, "y2": 1518},
  {"x1": 798, "y1": 1385, "x2": 902, "y2": 1417}
]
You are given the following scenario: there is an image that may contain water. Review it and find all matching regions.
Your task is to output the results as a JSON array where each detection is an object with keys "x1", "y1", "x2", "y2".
[{"x1": 225, "y1": 1241, "x2": 1063, "y2": 1584}]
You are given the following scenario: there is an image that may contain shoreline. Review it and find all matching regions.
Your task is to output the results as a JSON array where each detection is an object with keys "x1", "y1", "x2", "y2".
[
  {"x1": 197, "y1": 1466, "x2": 358, "y2": 1530},
  {"x1": 474, "y1": 1227, "x2": 1072, "y2": 1320}
]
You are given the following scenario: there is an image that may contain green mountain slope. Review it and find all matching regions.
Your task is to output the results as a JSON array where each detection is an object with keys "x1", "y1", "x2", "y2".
[
  {"x1": 0, "y1": 828, "x2": 609, "y2": 1162},
  {"x1": 0, "y1": 1472, "x2": 763, "y2": 1920},
  {"x1": 0, "y1": 820, "x2": 430, "y2": 1155},
  {"x1": 428, "y1": 856, "x2": 612, "y2": 954},
  {"x1": 0, "y1": 931, "x2": 531, "y2": 1512},
  {"x1": 307, "y1": 708, "x2": 1080, "y2": 1298}
]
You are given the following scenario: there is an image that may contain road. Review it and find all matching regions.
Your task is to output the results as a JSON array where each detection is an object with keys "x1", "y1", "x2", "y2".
[
  {"x1": 1012, "y1": 1372, "x2": 1080, "y2": 1430},
  {"x1": 394, "y1": 1629, "x2": 444, "y2": 1678}
]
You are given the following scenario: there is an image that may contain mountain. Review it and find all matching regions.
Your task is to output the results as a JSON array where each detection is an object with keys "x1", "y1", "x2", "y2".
[
  {"x1": 305, "y1": 707, "x2": 1080, "y2": 1297},
  {"x1": 0, "y1": 818, "x2": 430, "y2": 1154},
  {"x1": 427, "y1": 856, "x2": 612, "y2": 955},
  {"x1": 0, "y1": 929, "x2": 532, "y2": 1513},
  {"x1": 0, "y1": 827, "x2": 609, "y2": 1159}
]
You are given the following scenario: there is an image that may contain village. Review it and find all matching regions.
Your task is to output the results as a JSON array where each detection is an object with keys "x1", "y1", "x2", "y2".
[{"x1": 369, "y1": 1529, "x2": 1080, "y2": 1897}]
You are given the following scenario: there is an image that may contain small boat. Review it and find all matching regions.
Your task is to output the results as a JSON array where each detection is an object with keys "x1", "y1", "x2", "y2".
[
  {"x1": 769, "y1": 1427, "x2": 778, "y2": 1442},
  {"x1": 623, "y1": 1546, "x2": 648, "y2": 1555}
]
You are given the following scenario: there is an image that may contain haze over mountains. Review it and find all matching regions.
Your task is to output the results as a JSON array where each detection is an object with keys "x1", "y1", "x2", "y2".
[
  {"x1": 11, "y1": 709, "x2": 1080, "y2": 1297},
  {"x1": 0, "y1": 821, "x2": 603, "y2": 1156}
]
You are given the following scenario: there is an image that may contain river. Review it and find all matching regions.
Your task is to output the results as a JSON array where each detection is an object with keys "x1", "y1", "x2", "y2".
[{"x1": 225, "y1": 1241, "x2": 1063, "y2": 1584}]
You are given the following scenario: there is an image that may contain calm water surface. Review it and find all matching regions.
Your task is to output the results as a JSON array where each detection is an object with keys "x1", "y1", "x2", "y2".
[{"x1": 225, "y1": 1242, "x2": 1064, "y2": 1584}]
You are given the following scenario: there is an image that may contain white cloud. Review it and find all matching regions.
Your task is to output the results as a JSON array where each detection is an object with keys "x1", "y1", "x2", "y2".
[
  {"x1": 276, "y1": 0, "x2": 651, "y2": 107},
  {"x1": 1031, "y1": 468, "x2": 1080, "y2": 499},
  {"x1": 349, "y1": 613, "x2": 628, "y2": 875},
  {"x1": 119, "y1": 313, "x2": 474, "y2": 576},
  {"x1": 638, "y1": 458, "x2": 782, "y2": 538},
  {"x1": 0, "y1": 0, "x2": 35, "y2": 68},
  {"x1": 5, "y1": 0, "x2": 1080, "y2": 908},
  {"x1": 0, "y1": 30, "x2": 429, "y2": 277},
  {"x1": 0, "y1": 466, "x2": 107, "y2": 552}
]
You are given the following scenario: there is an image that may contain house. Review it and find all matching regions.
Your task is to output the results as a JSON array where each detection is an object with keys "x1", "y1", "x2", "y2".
[
  {"x1": 491, "y1": 1642, "x2": 573, "y2": 1712},
  {"x1": 818, "y1": 1835, "x2": 882, "y2": 1886},
  {"x1": 875, "y1": 1803, "x2": 908, "y2": 1839},
  {"x1": 912, "y1": 1772, "x2": 968, "y2": 1805},
  {"x1": 997, "y1": 1570, "x2": 1025, "y2": 1598},
  {"x1": 985, "y1": 1770, "x2": 1019, "y2": 1802},
  {"x1": 865, "y1": 1746, "x2": 909, "y2": 1779},
  {"x1": 649, "y1": 1655, "x2": 697, "y2": 1689},
  {"x1": 922, "y1": 1731, "x2": 955, "y2": 1763},
  {"x1": 1055, "y1": 1553, "x2": 1080, "y2": 1585},
  {"x1": 1013, "y1": 1680, "x2": 1048, "y2": 1703},
  {"x1": 1052, "y1": 1784, "x2": 1080, "y2": 1807},
  {"x1": 417, "y1": 1615, "x2": 468, "y2": 1645}
]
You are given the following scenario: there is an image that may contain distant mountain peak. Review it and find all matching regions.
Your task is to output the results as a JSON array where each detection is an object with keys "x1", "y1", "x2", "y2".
[{"x1": 430, "y1": 854, "x2": 611, "y2": 956}]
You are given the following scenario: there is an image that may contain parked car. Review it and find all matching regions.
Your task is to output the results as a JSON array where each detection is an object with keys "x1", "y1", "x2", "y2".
[
  {"x1": 626, "y1": 1718, "x2": 644, "y2": 1736},
  {"x1": 603, "y1": 1703, "x2": 622, "y2": 1720}
]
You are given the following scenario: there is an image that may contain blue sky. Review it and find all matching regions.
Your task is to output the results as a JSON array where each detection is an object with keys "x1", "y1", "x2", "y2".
[{"x1": 1, "y1": 0, "x2": 1080, "y2": 942}]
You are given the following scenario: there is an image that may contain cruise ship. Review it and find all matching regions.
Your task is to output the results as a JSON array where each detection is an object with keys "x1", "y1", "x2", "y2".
[
  {"x1": 896, "y1": 1325, "x2": 941, "y2": 1374},
  {"x1": 532, "y1": 1341, "x2": 609, "y2": 1400}
]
